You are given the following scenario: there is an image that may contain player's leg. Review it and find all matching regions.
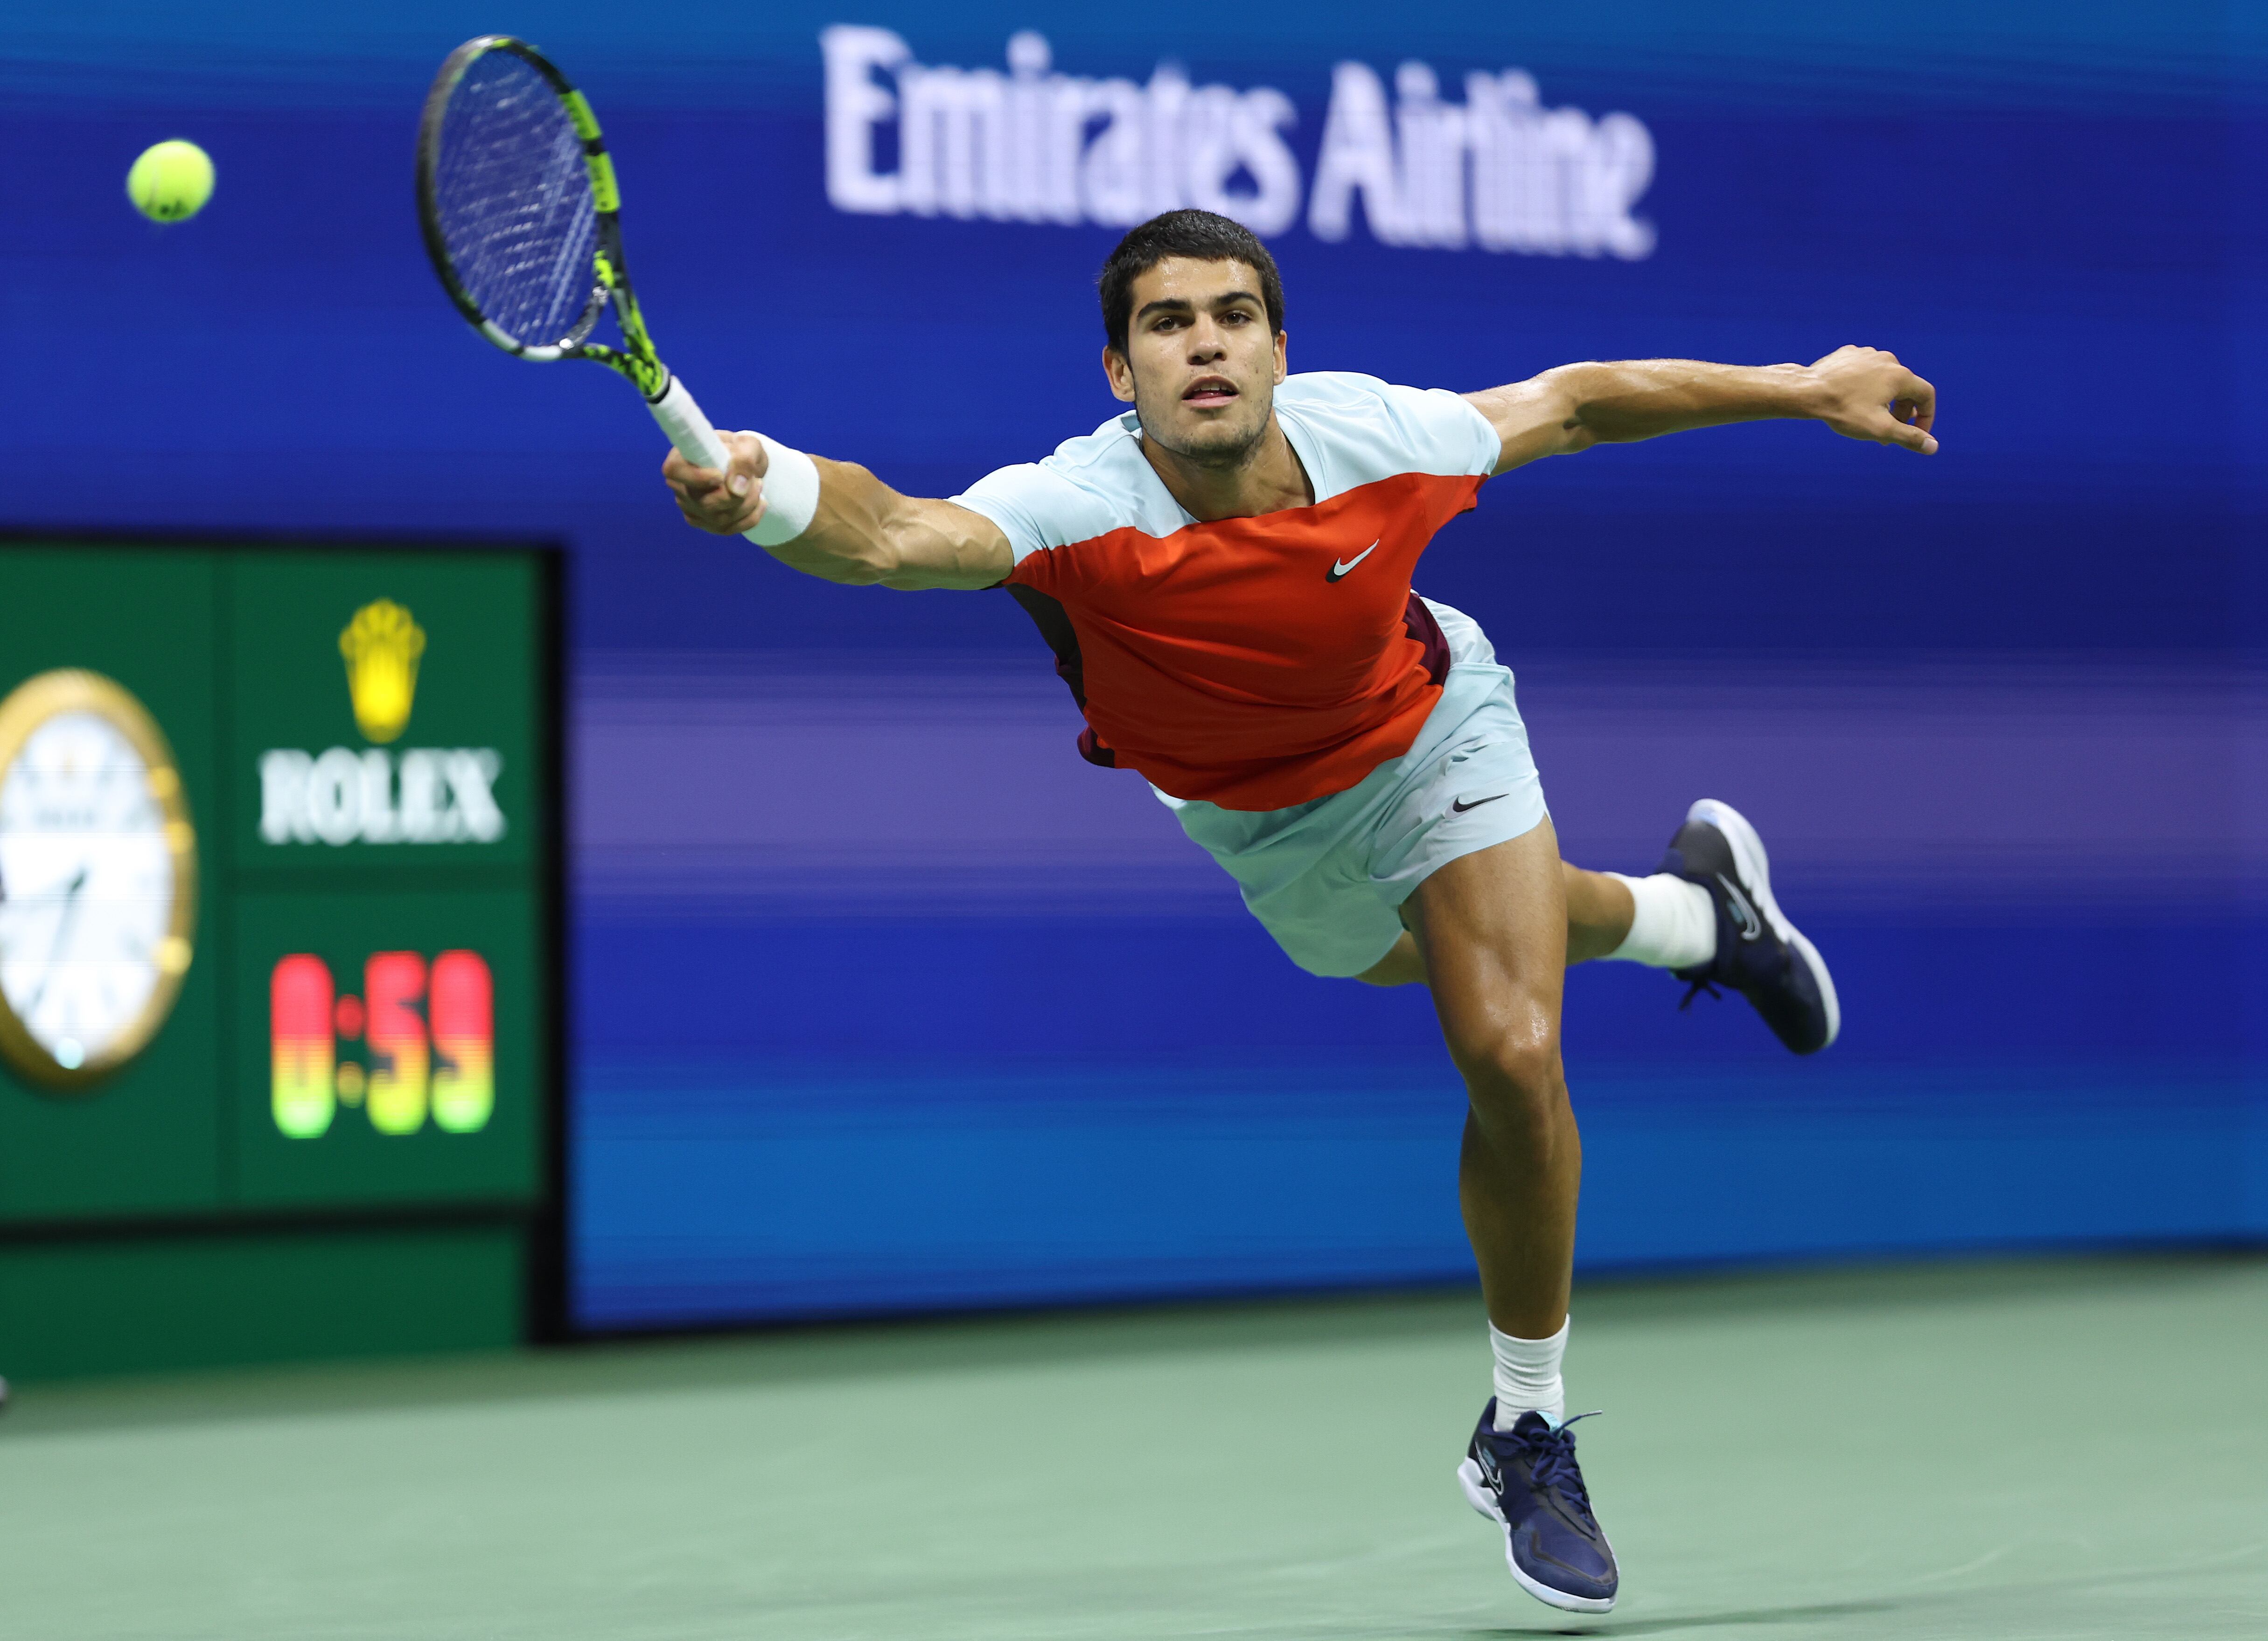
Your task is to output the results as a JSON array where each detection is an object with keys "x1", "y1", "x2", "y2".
[
  {"x1": 1398, "y1": 815, "x2": 1619, "y2": 1614},
  {"x1": 1364, "y1": 814, "x2": 1840, "y2": 1057},
  {"x1": 1562, "y1": 865, "x2": 1634, "y2": 963},
  {"x1": 1356, "y1": 862, "x2": 1632, "y2": 981},
  {"x1": 1400, "y1": 817, "x2": 1576, "y2": 1341}
]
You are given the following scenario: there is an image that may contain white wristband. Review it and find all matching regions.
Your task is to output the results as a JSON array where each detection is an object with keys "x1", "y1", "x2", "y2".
[{"x1": 751, "y1": 436, "x2": 820, "y2": 546}]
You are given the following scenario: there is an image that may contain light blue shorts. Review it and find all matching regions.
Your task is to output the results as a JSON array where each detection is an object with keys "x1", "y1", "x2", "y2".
[{"x1": 1155, "y1": 599, "x2": 1549, "y2": 977}]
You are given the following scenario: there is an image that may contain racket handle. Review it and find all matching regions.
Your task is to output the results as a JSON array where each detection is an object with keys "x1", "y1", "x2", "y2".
[
  {"x1": 648, "y1": 375, "x2": 816, "y2": 547},
  {"x1": 648, "y1": 373, "x2": 732, "y2": 472}
]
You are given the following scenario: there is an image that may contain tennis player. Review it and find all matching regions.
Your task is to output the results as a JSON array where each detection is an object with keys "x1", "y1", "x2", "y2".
[{"x1": 663, "y1": 209, "x2": 1935, "y2": 1615}]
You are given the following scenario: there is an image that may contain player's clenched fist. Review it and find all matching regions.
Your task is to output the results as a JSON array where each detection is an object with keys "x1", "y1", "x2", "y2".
[
  {"x1": 1807, "y1": 345, "x2": 1938, "y2": 454},
  {"x1": 663, "y1": 431, "x2": 772, "y2": 535}
]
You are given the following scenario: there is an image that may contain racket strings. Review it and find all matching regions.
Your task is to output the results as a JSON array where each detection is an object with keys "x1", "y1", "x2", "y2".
[{"x1": 431, "y1": 51, "x2": 601, "y2": 349}]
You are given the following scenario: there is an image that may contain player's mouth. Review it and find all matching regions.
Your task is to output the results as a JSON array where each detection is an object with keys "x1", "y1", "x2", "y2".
[{"x1": 1181, "y1": 376, "x2": 1238, "y2": 409}]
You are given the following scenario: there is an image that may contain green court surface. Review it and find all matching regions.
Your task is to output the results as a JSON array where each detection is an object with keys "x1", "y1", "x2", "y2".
[{"x1": 2, "y1": 1256, "x2": 2261, "y2": 1640}]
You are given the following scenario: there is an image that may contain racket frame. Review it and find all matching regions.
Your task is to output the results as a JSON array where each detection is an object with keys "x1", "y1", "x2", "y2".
[{"x1": 416, "y1": 35, "x2": 671, "y2": 402}]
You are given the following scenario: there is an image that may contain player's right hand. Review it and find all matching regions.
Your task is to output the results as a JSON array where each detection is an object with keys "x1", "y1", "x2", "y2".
[{"x1": 663, "y1": 431, "x2": 770, "y2": 535}]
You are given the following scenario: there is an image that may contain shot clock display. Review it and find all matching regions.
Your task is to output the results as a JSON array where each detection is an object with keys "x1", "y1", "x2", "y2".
[
  {"x1": 271, "y1": 950, "x2": 495, "y2": 1140},
  {"x1": 235, "y1": 889, "x2": 539, "y2": 1206}
]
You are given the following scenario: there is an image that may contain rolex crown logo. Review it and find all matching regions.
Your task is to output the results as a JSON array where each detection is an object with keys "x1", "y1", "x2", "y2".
[{"x1": 340, "y1": 599, "x2": 426, "y2": 744}]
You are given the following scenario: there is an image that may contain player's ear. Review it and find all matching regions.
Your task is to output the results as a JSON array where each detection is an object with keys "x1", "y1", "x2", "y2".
[
  {"x1": 1103, "y1": 346, "x2": 1137, "y2": 403},
  {"x1": 1272, "y1": 328, "x2": 1288, "y2": 385}
]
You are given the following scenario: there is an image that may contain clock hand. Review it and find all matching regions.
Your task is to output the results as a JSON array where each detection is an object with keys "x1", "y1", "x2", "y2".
[{"x1": 23, "y1": 866, "x2": 89, "y2": 1019}]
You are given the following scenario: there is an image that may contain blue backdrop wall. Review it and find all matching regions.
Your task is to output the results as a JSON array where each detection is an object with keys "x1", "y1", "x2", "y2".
[{"x1": 5, "y1": 3, "x2": 2264, "y2": 1330}]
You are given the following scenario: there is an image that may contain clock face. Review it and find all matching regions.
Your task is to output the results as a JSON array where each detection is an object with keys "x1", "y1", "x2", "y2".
[{"x1": 0, "y1": 672, "x2": 195, "y2": 1090}]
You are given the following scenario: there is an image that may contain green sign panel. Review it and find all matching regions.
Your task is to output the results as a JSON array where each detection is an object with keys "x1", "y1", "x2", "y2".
[
  {"x1": 0, "y1": 540, "x2": 556, "y2": 1227},
  {"x1": 229, "y1": 554, "x2": 541, "y2": 875}
]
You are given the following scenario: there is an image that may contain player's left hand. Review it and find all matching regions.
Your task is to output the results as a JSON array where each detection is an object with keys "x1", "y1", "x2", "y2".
[{"x1": 1808, "y1": 346, "x2": 1938, "y2": 454}]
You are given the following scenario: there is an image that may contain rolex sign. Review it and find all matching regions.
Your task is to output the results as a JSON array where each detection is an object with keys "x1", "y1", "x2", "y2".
[{"x1": 256, "y1": 598, "x2": 508, "y2": 848}]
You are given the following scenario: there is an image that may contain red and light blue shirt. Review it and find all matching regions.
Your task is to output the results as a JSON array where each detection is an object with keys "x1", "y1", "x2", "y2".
[{"x1": 954, "y1": 371, "x2": 1501, "y2": 811}]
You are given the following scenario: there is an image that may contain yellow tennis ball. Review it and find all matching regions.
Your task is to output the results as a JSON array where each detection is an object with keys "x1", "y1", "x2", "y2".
[{"x1": 127, "y1": 139, "x2": 215, "y2": 223}]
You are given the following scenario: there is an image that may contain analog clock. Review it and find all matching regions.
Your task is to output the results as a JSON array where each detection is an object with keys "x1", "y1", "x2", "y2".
[{"x1": 0, "y1": 670, "x2": 196, "y2": 1091}]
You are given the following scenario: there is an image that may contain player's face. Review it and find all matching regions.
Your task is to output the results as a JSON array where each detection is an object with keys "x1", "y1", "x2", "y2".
[{"x1": 1104, "y1": 258, "x2": 1287, "y2": 468}]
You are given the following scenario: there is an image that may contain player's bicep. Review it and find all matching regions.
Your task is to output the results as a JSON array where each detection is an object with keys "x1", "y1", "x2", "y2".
[
  {"x1": 878, "y1": 499, "x2": 1016, "y2": 591},
  {"x1": 1463, "y1": 374, "x2": 1592, "y2": 475}
]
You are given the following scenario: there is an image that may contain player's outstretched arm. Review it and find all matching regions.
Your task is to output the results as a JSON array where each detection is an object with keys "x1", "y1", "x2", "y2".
[
  {"x1": 663, "y1": 432, "x2": 1014, "y2": 591},
  {"x1": 1465, "y1": 346, "x2": 1937, "y2": 476}
]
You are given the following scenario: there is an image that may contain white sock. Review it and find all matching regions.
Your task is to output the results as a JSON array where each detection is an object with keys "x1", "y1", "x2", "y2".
[
  {"x1": 1489, "y1": 1318, "x2": 1569, "y2": 1429},
  {"x1": 1603, "y1": 872, "x2": 1716, "y2": 969}
]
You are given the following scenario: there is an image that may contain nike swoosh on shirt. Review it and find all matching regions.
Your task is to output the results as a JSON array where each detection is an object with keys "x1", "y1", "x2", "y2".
[
  {"x1": 1452, "y1": 793, "x2": 1509, "y2": 813},
  {"x1": 1326, "y1": 542, "x2": 1379, "y2": 582}
]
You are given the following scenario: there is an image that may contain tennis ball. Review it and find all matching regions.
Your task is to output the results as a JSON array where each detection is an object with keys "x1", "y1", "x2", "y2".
[{"x1": 127, "y1": 139, "x2": 215, "y2": 223}]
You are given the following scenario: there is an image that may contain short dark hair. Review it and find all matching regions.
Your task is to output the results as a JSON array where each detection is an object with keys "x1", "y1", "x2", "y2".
[{"x1": 1098, "y1": 210, "x2": 1285, "y2": 358}]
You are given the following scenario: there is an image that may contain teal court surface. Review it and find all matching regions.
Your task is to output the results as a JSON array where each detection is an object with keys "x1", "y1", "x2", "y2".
[{"x1": 1, "y1": 1255, "x2": 2261, "y2": 1640}]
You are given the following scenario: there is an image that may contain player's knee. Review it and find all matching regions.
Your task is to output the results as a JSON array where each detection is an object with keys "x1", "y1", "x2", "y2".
[{"x1": 1453, "y1": 1027, "x2": 1565, "y2": 1126}]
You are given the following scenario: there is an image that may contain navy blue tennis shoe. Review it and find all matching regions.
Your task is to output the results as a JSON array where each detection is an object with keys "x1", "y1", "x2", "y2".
[
  {"x1": 1659, "y1": 798, "x2": 1840, "y2": 1055},
  {"x1": 1458, "y1": 1402, "x2": 1619, "y2": 1613}
]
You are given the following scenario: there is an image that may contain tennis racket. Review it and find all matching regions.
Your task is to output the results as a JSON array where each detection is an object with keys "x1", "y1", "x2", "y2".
[{"x1": 416, "y1": 35, "x2": 761, "y2": 533}]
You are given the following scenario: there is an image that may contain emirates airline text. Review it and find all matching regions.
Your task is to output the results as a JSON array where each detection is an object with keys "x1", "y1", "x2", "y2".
[{"x1": 822, "y1": 26, "x2": 1656, "y2": 258}]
